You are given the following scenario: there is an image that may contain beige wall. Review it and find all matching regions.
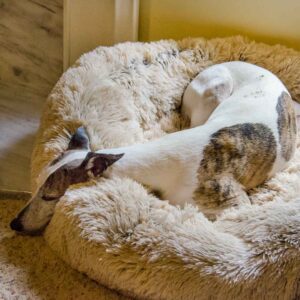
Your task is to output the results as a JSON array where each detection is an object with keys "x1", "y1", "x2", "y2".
[
  {"x1": 64, "y1": 0, "x2": 115, "y2": 68},
  {"x1": 139, "y1": 0, "x2": 300, "y2": 50},
  {"x1": 64, "y1": 0, "x2": 139, "y2": 68}
]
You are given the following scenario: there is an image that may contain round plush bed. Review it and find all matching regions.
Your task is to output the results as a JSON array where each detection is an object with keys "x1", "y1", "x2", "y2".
[{"x1": 32, "y1": 36, "x2": 300, "y2": 299}]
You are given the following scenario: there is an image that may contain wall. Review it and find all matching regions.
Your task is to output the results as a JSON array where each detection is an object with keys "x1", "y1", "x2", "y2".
[
  {"x1": 0, "y1": 0, "x2": 63, "y2": 191},
  {"x1": 139, "y1": 0, "x2": 300, "y2": 50},
  {"x1": 64, "y1": 0, "x2": 115, "y2": 68},
  {"x1": 64, "y1": 0, "x2": 139, "y2": 68}
]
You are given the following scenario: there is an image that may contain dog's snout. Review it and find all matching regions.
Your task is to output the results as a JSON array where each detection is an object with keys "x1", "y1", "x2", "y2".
[{"x1": 10, "y1": 218, "x2": 23, "y2": 232}]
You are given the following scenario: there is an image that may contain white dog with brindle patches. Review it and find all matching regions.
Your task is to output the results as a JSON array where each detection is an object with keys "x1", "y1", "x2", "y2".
[{"x1": 10, "y1": 62, "x2": 297, "y2": 235}]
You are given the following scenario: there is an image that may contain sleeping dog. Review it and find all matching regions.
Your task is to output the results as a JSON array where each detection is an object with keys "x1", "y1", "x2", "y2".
[{"x1": 10, "y1": 61, "x2": 297, "y2": 235}]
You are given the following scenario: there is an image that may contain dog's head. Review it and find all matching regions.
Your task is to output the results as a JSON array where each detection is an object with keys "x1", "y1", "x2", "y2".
[{"x1": 10, "y1": 127, "x2": 123, "y2": 235}]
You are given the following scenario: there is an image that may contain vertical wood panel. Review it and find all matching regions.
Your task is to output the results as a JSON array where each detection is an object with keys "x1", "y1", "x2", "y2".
[
  {"x1": 63, "y1": 0, "x2": 139, "y2": 69},
  {"x1": 114, "y1": 0, "x2": 139, "y2": 43},
  {"x1": 0, "y1": 0, "x2": 63, "y2": 191}
]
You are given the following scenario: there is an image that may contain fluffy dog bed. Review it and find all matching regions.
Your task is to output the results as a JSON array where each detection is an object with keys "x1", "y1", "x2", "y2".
[{"x1": 32, "y1": 36, "x2": 300, "y2": 299}]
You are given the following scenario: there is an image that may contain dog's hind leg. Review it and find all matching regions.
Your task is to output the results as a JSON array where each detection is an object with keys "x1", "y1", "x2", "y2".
[
  {"x1": 182, "y1": 65, "x2": 234, "y2": 127},
  {"x1": 194, "y1": 175, "x2": 251, "y2": 219}
]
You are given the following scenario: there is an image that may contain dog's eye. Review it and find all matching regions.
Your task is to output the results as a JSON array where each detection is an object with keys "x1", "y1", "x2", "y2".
[{"x1": 42, "y1": 195, "x2": 58, "y2": 201}]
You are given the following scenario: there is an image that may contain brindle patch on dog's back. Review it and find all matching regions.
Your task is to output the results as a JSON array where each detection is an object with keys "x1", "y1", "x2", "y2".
[
  {"x1": 276, "y1": 91, "x2": 297, "y2": 161},
  {"x1": 195, "y1": 123, "x2": 276, "y2": 206}
]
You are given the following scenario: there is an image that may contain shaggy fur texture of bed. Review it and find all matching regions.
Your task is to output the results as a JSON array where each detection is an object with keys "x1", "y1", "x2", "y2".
[{"x1": 31, "y1": 36, "x2": 300, "y2": 299}]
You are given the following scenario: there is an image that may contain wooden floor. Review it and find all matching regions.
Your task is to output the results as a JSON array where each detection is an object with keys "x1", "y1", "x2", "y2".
[{"x1": 0, "y1": 0, "x2": 63, "y2": 191}]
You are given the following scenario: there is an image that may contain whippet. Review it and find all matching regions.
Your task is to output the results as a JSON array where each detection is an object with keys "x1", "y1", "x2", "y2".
[{"x1": 10, "y1": 61, "x2": 297, "y2": 235}]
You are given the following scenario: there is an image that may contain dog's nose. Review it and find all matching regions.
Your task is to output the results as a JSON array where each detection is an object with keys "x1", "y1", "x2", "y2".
[{"x1": 10, "y1": 218, "x2": 23, "y2": 232}]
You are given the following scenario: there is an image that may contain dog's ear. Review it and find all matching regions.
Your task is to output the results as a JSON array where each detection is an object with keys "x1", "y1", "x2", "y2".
[
  {"x1": 68, "y1": 126, "x2": 90, "y2": 150},
  {"x1": 78, "y1": 152, "x2": 124, "y2": 178}
]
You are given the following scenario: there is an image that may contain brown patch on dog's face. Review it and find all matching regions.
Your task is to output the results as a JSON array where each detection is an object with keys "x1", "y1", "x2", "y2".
[
  {"x1": 276, "y1": 91, "x2": 297, "y2": 161},
  {"x1": 194, "y1": 123, "x2": 276, "y2": 210},
  {"x1": 41, "y1": 152, "x2": 124, "y2": 201},
  {"x1": 41, "y1": 168, "x2": 70, "y2": 200}
]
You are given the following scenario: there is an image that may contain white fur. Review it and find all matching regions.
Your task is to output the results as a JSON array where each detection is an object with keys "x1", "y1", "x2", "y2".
[
  {"x1": 96, "y1": 62, "x2": 292, "y2": 207},
  {"x1": 182, "y1": 63, "x2": 234, "y2": 126}
]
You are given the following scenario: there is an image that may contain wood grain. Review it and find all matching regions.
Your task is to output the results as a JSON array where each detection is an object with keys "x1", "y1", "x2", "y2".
[{"x1": 0, "y1": 0, "x2": 63, "y2": 191}]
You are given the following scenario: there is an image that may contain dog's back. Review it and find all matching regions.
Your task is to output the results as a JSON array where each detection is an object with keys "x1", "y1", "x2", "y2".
[{"x1": 183, "y1": 62, "x2": 297, "y2": 216}]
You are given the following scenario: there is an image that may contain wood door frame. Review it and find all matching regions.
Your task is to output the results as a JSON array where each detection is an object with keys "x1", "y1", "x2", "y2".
[{"x1": 63, "y1": 0, "x2": 139, "y2": 70}]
